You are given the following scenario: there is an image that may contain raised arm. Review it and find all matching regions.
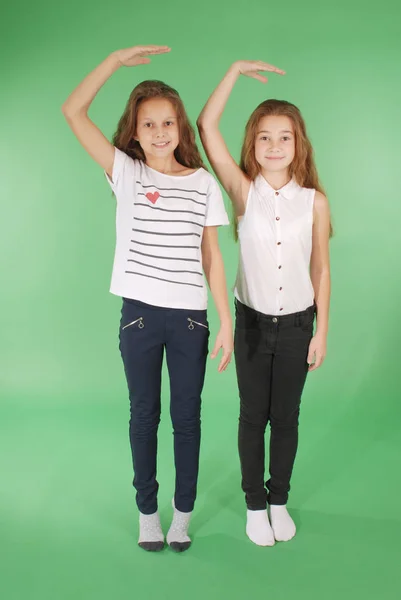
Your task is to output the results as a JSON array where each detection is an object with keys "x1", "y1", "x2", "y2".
[
  {"x1": 197, "y1": 61, "x2": 285, "y2": 216},
  {"x1": 61, "y1": 45, "x2": 170, "y2": 178}
]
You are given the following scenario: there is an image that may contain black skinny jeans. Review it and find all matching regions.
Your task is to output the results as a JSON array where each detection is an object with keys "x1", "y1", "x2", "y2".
[{"x1": 234, "y1": 299, "x2": 315, "y2": 509}]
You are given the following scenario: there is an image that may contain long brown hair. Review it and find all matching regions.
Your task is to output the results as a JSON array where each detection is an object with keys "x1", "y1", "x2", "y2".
[
  {"x1": 235, "y1": 99, "x2": 332, "y2": 238},
  {"x1": 112, "y1": 80, "x2": 206, "y2": 169}
]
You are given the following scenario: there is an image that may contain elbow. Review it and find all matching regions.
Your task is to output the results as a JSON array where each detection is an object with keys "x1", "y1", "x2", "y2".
[
  {"x1": 201, "y1": 253, "x2": 213, "y2": 278},
  {"x1": 196, "y1": 117, "x2": 214, "y2": 136},
  {"x1": 196, "y1": 117, "x2": 205, "y2": 134},
  {"x1": 61, "y1": 102, "x2": 75, "y2": 121},
  {"x1": 61, "y1": 102, "x2": 87, "y2": 121},
  {"x1": 202, "y1": 257, "x2": 211, "y2": 276},
  {"x1": 311, "y1": 265, "x2": 330, "y2": 286}
]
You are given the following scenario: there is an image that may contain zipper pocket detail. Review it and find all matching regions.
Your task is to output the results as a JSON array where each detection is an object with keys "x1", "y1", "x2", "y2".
[
  {"x1": 122, "y1": 317, "x2": 144, "y2": 330},
  {"x1": 187, "y1": 318, "x2": 208, "y2": 331}
]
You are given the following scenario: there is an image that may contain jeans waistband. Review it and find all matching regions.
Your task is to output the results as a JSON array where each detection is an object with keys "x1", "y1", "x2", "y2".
[
  {"x1": 235, "y1": 298, "x2": 316, "y2": 327},
  {"x1": 123, "y1": 297, "x2": 207, "y2": 315}
]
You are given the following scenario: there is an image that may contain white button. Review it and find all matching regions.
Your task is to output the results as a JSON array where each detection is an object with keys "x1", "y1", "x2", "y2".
[{"x1": 272, "y1": 317, "x2": 278, "y2": 323}]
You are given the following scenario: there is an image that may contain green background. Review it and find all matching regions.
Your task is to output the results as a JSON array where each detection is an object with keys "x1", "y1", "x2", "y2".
[{"x1": 2, "y1": 0, "x2": 401, "y2": 598}]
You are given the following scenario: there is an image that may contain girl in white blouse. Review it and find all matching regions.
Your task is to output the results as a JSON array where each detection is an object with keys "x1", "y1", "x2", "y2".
[{"x1": 198, "y1": 60, "x2": 331, "y2": 546}]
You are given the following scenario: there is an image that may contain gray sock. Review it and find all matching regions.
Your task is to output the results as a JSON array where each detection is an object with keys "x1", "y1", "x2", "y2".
[
  {"x1": 138, "y1": 511, "x2": 165, "y2": 552},
  {"x1": 167, "y1": 500, "x2": 192, "y2": 552}
]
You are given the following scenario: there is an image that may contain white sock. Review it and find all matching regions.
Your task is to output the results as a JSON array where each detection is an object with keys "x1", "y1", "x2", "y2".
[
  {"x1": 138, "y1": 511, "x2": 165, "y2": 551},
  {"x1": 269, "y1": 505, "x2": 296, "y2": 542},
  {"x1": 246, "y1": 509, "x2": 275, "y2": 547},
  {"x1": 167, "y1": 499, "x2": 192, "y2": 552}
]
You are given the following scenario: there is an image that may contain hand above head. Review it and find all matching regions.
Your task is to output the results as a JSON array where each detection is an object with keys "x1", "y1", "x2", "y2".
[
  {"x1": 232, "y1": 60, "x2": 285, "y2": 83},
  {"x1": 114, "y1": 45, "x2": 171, "y2": 67}
]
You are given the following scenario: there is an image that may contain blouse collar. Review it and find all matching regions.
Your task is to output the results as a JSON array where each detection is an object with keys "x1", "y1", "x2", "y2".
[{"x1": 254, "y1": 174, "x2": 300, "y2": 199}]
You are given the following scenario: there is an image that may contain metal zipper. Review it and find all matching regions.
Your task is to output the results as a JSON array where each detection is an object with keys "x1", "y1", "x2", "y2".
[
  {"x1": 187, "y1": 318, "x2": 208, "y2": 330},
  {"x1": 122, "y1": 317, "x2": 144, "y2": 330}
]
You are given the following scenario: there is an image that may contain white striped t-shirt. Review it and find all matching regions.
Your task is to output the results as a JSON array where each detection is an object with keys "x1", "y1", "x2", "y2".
[{"x1": 105, "y1": 148, "x2": 229, "y2": 310}]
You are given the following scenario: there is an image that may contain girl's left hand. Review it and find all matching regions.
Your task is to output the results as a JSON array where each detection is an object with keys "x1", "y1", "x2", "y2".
[
  {"x1": 210, "y1": 325, "x2": 234, "y2": 372},
  {"x1": 114, "y1": 45, "x2": 171, "y2": 68},
  {"x1": 234, "y1": 60, "x2": 286, "y2": 82},
  {"x1": 307, "y1": 333, "x2": 327, "y2": 371}
]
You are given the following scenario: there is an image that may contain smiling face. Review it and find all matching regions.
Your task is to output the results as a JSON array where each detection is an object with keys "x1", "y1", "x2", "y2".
[
  {"x1": 254, "y1": 115, "x2": 295, "y2": 174},
  {"x1": 134, "y1": 97, "x2": 179, "y2": 160}
]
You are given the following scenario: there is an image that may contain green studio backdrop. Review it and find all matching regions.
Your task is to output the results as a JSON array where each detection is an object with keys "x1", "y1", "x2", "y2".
[{"x1": 1, "y1": 0, "x2": 401, "y2": 598}]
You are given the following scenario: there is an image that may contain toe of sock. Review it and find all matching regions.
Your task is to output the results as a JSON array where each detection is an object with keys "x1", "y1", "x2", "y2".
[
  {"x1": 138, "y1": 541, "x2": 165, "y2": 552},
  {"x1": 169, "y1": 540, "x2": 191, "y2": 553},
  {"x1": 272, "y1": 525, "x2": 296, "y2": 542},
  {"x1": 246, "y1": 530, "x2": 275, "y2": 547}
]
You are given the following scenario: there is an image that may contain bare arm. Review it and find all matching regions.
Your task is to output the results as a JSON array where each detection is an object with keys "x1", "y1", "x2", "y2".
[
  {"x1": 308, "y1": 191, "x2": 331, "y2": 371},
  {"x1": 197, "y1": 60, "x2": 285, "y2": 216},
  {"x1": 201, "y1": 227, "x2": 233, "y2": 372},
  {"x1": 61, "y1": 45, "x2": 170, "y2": 178}
]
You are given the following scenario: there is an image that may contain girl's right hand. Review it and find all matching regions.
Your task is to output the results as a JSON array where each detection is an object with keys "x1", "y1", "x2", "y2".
[
  {"x1": 232, "y1": 60, "x2": 285, "y2": 83},
  {"x1": 114, "y1": 45, "x2": 171, "y2": 67}
]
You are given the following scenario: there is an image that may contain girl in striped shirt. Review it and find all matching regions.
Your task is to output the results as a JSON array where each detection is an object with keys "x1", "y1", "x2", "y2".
[{"x1": 62, "y1": 45, "x2": 233, "y2": 552}]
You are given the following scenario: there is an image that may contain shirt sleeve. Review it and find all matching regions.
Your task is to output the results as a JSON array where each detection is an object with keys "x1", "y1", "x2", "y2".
[
  {"x1": 204, "y1": 175, "x2": 230, "y2": 227},
  {"x1": 104, "y1": 147, "x2": 138, "y2": 197}
]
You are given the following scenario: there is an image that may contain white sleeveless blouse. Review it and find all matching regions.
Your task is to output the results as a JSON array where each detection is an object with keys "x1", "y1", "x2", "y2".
[{"x1": 234, "y1": 174, "x2": 315, "y2": 316}]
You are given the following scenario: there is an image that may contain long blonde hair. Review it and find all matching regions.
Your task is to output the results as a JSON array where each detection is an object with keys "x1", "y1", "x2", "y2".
[
  {"x1": 112, "y1": 80, "x2": 206, "y2": 169},
  {"x1": 235, "y1": 99, "x2": 332, "y2": 238}
]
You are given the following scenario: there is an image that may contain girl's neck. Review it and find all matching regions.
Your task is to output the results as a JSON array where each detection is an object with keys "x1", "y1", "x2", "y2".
[
  {"x1": 259, "y1": 168, "x2": 291, "y2": 191},
  {"x1": 145, "y1": 154, "x2": 192, "y2": 176}
]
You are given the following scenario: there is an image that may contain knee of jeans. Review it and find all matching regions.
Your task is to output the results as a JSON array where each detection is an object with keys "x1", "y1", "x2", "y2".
[
  {"x1": 130, "y1": 410, "x2": 160, "y2": 433},
  {"x1": 239, "y1": 411, "x2": 269, "y2": 429},
  {"x1": 171, "y1": 413, "x2": 200, "y2": 435},
  {"x1": 269, "y1": 409, "x2": 300, "y2": 431}
]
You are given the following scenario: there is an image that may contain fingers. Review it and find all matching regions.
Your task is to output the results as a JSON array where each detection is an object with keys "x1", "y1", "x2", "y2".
[
  {"x1": 249, "y1": 73, "x2": 268, "y2": 83},
  {"x1": 136, "y1": 58, "x2": 151, "y2": 65},
  {"x1": 308, "y1": 353, "x2": 325, "y2": 371},
  {"x1": 255, "y1": 61, "x2": 285, "y2": 74},
  {"x1": 218, "y1": 349, "x2": 233, "y2": 373},
  {"x1": 218, "y1": 356, "x2": 229, "y2": 372},
  {"x1": 240, "y1": 60, "x2": 285, "y2": 82},
  {"x1": 210, "y1": 343, "x2": 233, "y2": 372},
  {"x1": 137, "y1": 45, "x2": 171, "y2": 55},
  {"x1": 210, "y1": 341, "x2": 220, "y2": 359}
]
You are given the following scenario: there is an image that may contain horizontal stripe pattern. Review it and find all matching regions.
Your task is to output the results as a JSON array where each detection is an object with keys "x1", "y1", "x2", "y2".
[
  {"x1": 137, "y1": 191, "x2": 206, "y2": 207},
  {"x1": 136, "y1": 181, "x2": 207, "y2": 196},
  {"x1": 123, "y1": 166, "x2": 211, "y2": 289},
  {"x1": 134, "y1": 202, "x2": 205, "y2": 217},
  {"x1": 128, "y1": 259, "x2": 203, "y2": 276},
  {"x1": 129, "y1": 249, "x2": 199, "y2": 263},
  {"x1": 134, "y1": 217, "x2": 204, "y2": 228},
  {"x1": 131, "y1": 240, "x2": 198, "y2": 249},
  {"x1": 132, "y1": 228, "x2": 201, "y2": 238},
  {"x1": 108, "y1": 150, "x2": 227, "y2": 306}
]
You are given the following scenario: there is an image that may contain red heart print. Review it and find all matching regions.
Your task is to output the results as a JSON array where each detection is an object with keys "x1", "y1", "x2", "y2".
[{"x1": 146, "y1": 191, "x2": 160, "y2": 204}]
